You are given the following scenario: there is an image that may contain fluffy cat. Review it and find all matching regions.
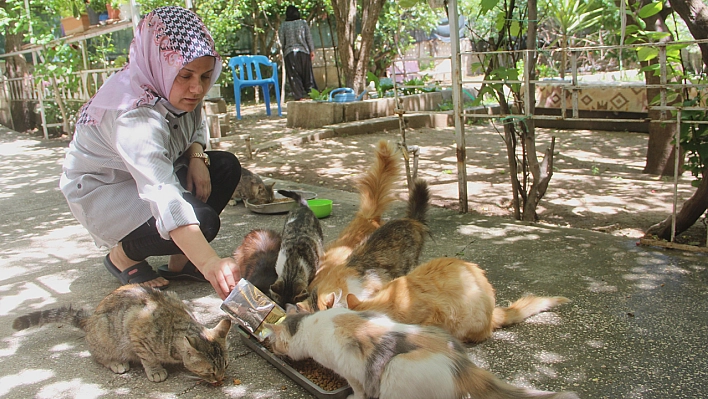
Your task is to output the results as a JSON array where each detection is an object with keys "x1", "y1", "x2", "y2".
[
  {"x1": 298, "y1": 139, "x2": 401, "y2": 312},
  {"x1": 232, "y1": 228, "x2": 282, "y2": 294},
  {"x1": 269, "y1": 189, "x2": 325, "y2": 308},
  {"x1": 266, "y1": 307, "x2": 579, "y2": 399},
  {"x1": 346, "y1": 257, "x2": 570, "y2": 343},
  {"x1": 232, "y1": 167, "x2": 275, "y2": 205},
  {"x1": 12, "y1": 284, "x2": 231, "y2": 383},
  {"x1": 308, "y1": 177, "x2": 430, "y2": 311}
]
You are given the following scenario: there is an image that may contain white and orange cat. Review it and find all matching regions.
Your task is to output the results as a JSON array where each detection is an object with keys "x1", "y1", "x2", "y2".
[
  {"x1": 266, "y1": 307, "x2": 579, "y2": 399},
  {"x1": 346, "y1": 257, "x2": 570, "y2": 343}
]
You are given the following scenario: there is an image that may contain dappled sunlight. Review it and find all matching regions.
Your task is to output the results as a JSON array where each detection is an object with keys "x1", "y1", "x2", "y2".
[
  {"x1": 35, "y1": 378, "x2": 108, "y2": 399},
  {"x1": 582, "y1": 276, "x2": 618, "y2": 293},
  {"x1": 0, "y1": 281, "x2": 57, "y2": 316},
  {"x1": 0, "y1": 369, "x2": 55, "y2": 397},
  {"x1": 524, "y1": 312, "x2": 565, "y2": 325},
  {"x1": 457, "y1": 222, "x2": 548, "y2": 241}
]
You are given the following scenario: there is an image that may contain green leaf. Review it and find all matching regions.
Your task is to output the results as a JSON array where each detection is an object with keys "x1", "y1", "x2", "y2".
[
  {"x1": 481, "y1": 0, "x2": 499, "y2": 14},
  {"x1": 637, "y1": 47, "x2": 659, "y2": 61},
  {"x1": 638, "y1": 2, "x2": 662, "y2": 18},
  {"x1": 399, "y1": 0, "x2": 419, "y2": 8}
]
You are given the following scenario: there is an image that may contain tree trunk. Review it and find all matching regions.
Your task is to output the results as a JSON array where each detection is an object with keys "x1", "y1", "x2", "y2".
[
  {"x1": 3, "y1": 16, "x2": 33, "y2": 132},
  {"x1": 644, "y1": 0, "x2": 708, "y2": 238},
  {"x1": 670, "y1": 0, "x2": 708, "y2": 69},
  {"x1": 330, "y1": 0, "x2": 385, "y2": 92},
  {"x1": 645, "y1": 165, "x2": 708, "y2": 239},
  {"x1": 635, "y1": 1, "x2": 682, "y2": 176},
  {"x1": 642, "y1": 70, "x2": 682, "y2": 176}
]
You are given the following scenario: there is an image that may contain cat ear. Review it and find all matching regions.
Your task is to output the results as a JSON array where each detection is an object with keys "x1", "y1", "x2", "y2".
[
  {"x1": 212, "y1": 319, "x2": 232, "y2": 339},
  {"x1": 267, "y1": 182, "x2": 276, "y2": 189},
  {"x1": 346, "y1": 293, "x2": 361, "y2": 309},
  {"x1": 323, "y1": 292, "x2": 337, "y2": 309}
]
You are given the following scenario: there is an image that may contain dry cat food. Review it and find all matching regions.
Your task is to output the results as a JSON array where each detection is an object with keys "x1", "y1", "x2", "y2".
[
  {"x1": 265, "y1": 344, "x2": 347, "y2": 391},
  {"x1": 288, "y1": 358, "x2": 348, "y2": 391}
]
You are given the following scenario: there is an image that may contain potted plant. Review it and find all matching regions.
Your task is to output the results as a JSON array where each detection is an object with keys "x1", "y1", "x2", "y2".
[
  {"x1": 105, "y1": 0, "x2": 121, "y2": 20},
  {"x1": 56, "y1": 0, "x2": 91, "y2": 35}
]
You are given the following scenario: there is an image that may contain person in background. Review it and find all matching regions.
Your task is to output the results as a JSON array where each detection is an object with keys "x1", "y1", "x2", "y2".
[
  {"x1": 60, "y1": 6, "x2": 241, "y2": 299},
  {"x1": 279, "y1": 5, "x2": 318, "y2": 101}
]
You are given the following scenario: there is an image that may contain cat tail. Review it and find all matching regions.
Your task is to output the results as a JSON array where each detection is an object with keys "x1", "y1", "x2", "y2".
[
  {"x1": 406, "y1": 178, "x2": 430, "y2": 225},
  {"x1": 355, "y1": 139, "x2": 400, "y2": 223},
  {"x1": 277, "y1": 189, "x2": 307, "y2": 206},
  {"x1": 459, "y1": 365, "x2": 580, "y2": 399},
  {"x1": 12, "y1": 305, "x2": 90, "y2": 331},
  {"x1": 492, "y1": 295, "x2": 571, "y2": 329}
]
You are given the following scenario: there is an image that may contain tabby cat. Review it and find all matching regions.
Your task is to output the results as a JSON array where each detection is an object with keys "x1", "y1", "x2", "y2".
[
  {"x1": 269, "y1": 189, "x2": 324, "y2": 308},
  {"x1": 307, "y1": 177, "x2": 430, "y2": 310},
  {"x1": 298, "y1": 139, "x2": 401, "y2": 312},
  {"x1": 232, "y1": 167, "x2": 275, "y2": 205},
  {"x1": 266, "y1": 307, "x2": 579, "y2": 399},
  {"x1": 346, "y1": 257, "x2": 570, "y2": 343},
  {"x1": 12, "y1": 284, "x2": 231, "y2": 384},
  {"x1": 232, "y1": 228, "x2": 282, "y2": 294}
]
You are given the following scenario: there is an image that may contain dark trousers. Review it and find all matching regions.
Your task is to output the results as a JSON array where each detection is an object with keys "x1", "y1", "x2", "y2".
[
  {"x1": 121, "y1": 151, "x2": 241, "y2": 261},
  {"x1": 284, "y1": 51, "x2": 318, "y2": 100}
]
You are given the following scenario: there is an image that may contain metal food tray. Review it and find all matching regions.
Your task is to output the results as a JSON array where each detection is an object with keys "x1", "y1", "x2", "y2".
[
  {"x1": 237, "y1": 327, "x2": 352, "y2": 399},
  {"x1": 244, "y1": 190, "x2": 317, "y2": 215}
]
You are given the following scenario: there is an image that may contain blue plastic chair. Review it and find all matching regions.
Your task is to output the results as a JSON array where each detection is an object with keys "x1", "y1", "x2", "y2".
[{"x1": 228, "y1": 55, "x2": 282, "y2": 120}]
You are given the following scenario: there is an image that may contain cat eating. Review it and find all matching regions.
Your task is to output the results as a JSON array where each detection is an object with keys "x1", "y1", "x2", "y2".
[
  {"x1": 269, "y1": 189, "x2": 325, "y2": 308},
  {"x1": 346, "y1": 257, "x2": 571, "y2": 343},
  {"x1": 12, "y1": 284, "x2": 231, "y2": 384},
  {"x1": 232, "y1": 167, "x2": 275, "y2": 205},
  {"x1": 266, "y1": 307, "x2": 579, "y2": 399},
  {"x1": 233, "y1": 228, "x2": 281, "y2": 294}
]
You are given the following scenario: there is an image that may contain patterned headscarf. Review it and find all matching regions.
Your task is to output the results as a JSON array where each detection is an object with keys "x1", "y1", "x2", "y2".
[{"x1": 78, "y1": 6, "x2": 222, "y2": 125}]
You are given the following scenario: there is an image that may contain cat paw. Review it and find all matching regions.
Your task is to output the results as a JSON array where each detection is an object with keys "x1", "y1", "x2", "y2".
[
  {"x1": 144, "y1": 366, "x2": 168, "y2": 382},
  {"x1": 108, "y1": 362, "x2": 130, "y2": 374}
]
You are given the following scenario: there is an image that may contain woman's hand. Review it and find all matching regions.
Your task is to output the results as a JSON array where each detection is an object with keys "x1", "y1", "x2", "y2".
[
  {"x1": 201, "y1": 256, "x2": 241, "y2": 300},
  {"x1": 186, "y1": 157, "x2": 211, "y2": 202}
]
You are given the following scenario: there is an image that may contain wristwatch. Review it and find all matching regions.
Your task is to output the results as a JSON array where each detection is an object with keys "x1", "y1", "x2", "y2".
[{"x1": 190, "y1": 152, "x2": 210, "y2": 167}]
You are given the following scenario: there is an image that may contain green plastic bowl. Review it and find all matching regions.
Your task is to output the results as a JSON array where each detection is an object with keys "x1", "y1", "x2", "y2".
[{"x1": 307, "y1": 199, "x2": 333, "y2": 218}]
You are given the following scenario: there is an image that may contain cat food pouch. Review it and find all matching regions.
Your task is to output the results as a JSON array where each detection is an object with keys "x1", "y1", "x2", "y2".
[{"x1": 221, "y1": 279, "x2": 286, "y2": 341}]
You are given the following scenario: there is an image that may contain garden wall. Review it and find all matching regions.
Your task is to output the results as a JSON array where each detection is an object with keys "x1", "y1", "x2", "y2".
[{"x1": 286, "y1": 91, "x2": 446, "y2": 128}]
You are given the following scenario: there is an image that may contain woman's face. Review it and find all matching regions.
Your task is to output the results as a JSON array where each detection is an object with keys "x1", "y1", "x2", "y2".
[{"x1": 169, "y1": 56, "x2": 215, "y2": 113}]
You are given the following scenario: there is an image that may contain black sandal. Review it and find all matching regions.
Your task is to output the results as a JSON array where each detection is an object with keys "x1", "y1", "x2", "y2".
[
  {"x1": 157, "y1": 262, "x2": 208, "y2": 282},
  {"x1": 103, "y1": 254, "x2": 168, "y2": 288}
]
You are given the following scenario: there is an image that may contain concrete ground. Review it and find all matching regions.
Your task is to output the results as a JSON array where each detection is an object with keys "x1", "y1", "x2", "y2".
[{"x1": 0, "y1": 121, "x2": 707, "y2": 399}]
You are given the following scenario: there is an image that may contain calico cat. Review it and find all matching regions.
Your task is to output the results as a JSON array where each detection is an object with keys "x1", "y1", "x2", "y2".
[
  {"x1": 12, "y1": 284, "x2": 231, "y2": 384},
  {"x1": 346, "y1": 257, "x2": 570, "y2": 343},
  {"x1": 269, "y1": 189, "x2": 324, "y2": 308},
  {"x1": 307, "y1": 177, "x2": 430, "y2": 311},
  {"x1": 298, "y1": 139, "x2": 401, "y2": 312},
  {"x1": 266, "y1": 307, "x2": 579, "y2": 399},
  {"x1": 232, "y1": 228, "x2": 282, "y2": 294},
  {"x1": 232, "y1": 167, "x2": 275, "y2": 205}
]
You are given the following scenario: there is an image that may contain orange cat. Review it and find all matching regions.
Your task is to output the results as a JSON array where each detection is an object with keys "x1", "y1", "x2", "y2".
[
  {"x1": 299, "y1": 139, "x2": 401, "y2": 311},
  {"x1": 346, "y1": 257, "x2": 570, "y2": 343}
]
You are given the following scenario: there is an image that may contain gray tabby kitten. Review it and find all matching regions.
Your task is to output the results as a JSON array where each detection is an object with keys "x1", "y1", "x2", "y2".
[
  {"x1": 12, "y1": 285, "x2": 231, "y2": 384},
  {"x1": 232, "y1": 167, "x2": 275, "y2": 205},
  {"x1": 269, "y1": 189, "x2": 324, "y2": 308},
  {"x1": 266, "y1": 307, "x2": 580, "y2": 399}
]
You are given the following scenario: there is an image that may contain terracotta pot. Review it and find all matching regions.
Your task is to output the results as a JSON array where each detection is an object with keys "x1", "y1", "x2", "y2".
[
  {"x1": 106, "y1": 4, "x2": 121, "y2": 20},
  {"x1": 61, "y1": 14, "x2": 90, "y2": 36}
]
